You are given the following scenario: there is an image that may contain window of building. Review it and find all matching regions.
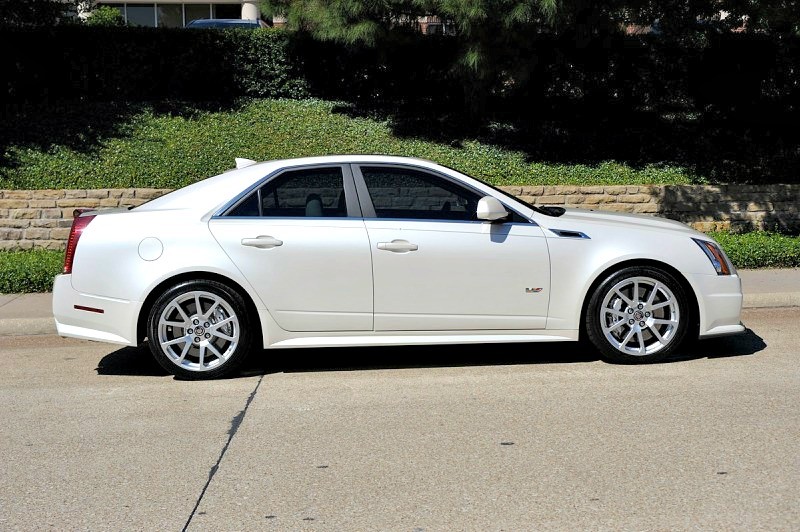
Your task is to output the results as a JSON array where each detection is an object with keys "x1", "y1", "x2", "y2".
[
  {"x1": 211, "y1": 3, "x2": 241, "y2": 19},
  {"x1": 97, "y1": 3, "x2": 244, "y2": 27},
  {"x1": 125, "y1": 3, "x2": 156, "y2": 27},
  {"x1": 157, "y1": 4, "x2": 183, "y2": 27},
  {"x1": 184, "y1": 3, "x2": 212, "y2": 24}
]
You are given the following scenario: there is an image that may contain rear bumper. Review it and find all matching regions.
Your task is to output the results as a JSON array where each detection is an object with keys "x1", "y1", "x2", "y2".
[
  {"x1": 52, "y1": 274, "x2": 140, "y2": 346},
  {"x1": 688, "y1": 272, "x2": 746, "y2": 338}
]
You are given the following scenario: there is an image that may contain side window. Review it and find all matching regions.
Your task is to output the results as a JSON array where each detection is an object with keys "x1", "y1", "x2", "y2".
[
  {"x1": 360, "y1": 166, "x2": 482, "y2": 221},
  {"x1": 228, "y1": 167, "x2": 347, "y2": 217}
]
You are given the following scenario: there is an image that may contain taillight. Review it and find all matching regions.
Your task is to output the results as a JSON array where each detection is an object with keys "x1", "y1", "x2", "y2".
[{"x1": 63, "y1": 209, "x2": 96, "y2": 274}]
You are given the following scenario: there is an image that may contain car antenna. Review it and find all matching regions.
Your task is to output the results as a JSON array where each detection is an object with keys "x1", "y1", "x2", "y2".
[{"x1": 235, "y1": 158, "x2": 257, "y2": 169}]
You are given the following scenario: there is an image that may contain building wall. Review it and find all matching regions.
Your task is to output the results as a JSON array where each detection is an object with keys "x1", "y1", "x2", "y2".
[{"x1": 1, "y1": 185, "x2": 797, "y2": 250}]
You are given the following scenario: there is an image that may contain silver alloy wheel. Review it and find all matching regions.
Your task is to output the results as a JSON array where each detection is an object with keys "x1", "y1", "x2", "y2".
[
  {"x1": 157, "y1": 290, "x2": 240, "y2": 372},
  {"x1": 599, "y1": 276, "x2": 680, "y2": 356}
]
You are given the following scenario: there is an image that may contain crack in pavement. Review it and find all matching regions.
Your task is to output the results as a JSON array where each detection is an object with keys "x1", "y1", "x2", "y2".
[
  {"x1": 0, "y1": 294, "x2": 21, "y2": 309},
  {"x1": 182, "y1": 374, "x2": 265, "y2": 532}
]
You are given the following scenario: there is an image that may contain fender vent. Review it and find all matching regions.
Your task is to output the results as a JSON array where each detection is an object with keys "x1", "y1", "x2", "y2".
[{"x1": 550, "y1": 229, "x2": 590, "y2": 239}]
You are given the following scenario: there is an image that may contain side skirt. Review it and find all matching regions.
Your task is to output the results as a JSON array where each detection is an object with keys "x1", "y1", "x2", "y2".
[{"x1": 267, "y1": 330, "x2": 579, "y2": 349}]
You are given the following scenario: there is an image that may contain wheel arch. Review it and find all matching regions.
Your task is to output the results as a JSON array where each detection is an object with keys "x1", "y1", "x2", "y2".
[
  {"x1": 578, "y1": 259, "x2": 700, "y2": 342},
  {"x1": 137, "y1": 271, "x2": 263, "y2": 346}
]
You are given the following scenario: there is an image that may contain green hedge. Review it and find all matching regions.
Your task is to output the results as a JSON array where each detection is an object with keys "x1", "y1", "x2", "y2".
[
  {"x1": 0, "y1": 232, "x2": 797, "y2": 293},
  {"x1": 710, "y1": 231, "x2": 800, "y2": 269},
  {"x1": 0, "y1": 99, "x2": 699, "y2": 189},
  {"x1": 0, "y1": 249, "x2": 64, "y2": 293}
]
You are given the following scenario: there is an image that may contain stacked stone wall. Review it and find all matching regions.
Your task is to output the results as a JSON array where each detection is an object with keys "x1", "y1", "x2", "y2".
[{"x1": 1, "y1": 185, "x2": 797, "y2": 250}]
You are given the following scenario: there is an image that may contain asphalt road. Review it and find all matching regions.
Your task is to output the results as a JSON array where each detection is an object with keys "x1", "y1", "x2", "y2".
[{"x1": 1, "y1": 308, "x2": 798, "y2": 531}]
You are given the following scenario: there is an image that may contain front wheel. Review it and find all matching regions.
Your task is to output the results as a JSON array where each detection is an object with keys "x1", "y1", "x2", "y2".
[
  {"x1": 146, "y1": 280, "x2": 253, "y2": 379},
  {"x1": 585, "y1": 266, "x2": 691, "y2": 364}
]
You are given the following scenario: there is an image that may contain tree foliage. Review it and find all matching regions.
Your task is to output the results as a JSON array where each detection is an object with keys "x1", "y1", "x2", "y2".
[
  {"x1": 85, "y1": 5, "x2": 124, "y2": 27},
  {"x1": 0, "y1": 0, "x2": 75, "y2": 26},
  {"x1": 263, "y1": 0, "x2": 562, "y2": 117},
  {"x1": 262, "y1": 0, "x2": 798, "y2": 118},
  {"x1": 264, "y1": 1, "x2": 558, "y2": 59}
]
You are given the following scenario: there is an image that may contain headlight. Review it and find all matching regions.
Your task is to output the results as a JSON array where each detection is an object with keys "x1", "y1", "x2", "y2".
[{"x1": 692, "y1": 238, "x2": 735, "y2": 275}]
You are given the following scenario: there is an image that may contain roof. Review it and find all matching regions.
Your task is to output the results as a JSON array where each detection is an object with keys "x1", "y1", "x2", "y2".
[{"x1": 132, "y1": 155, "x2": 536, "y2": 218}]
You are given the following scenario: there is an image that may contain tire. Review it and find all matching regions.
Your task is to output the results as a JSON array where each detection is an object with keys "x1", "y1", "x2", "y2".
[
  {"x1": 585, "y1": 266, "x2": 691, "y2": 364},
  {"x1": 146, "y1": 280, "x2": 253, "y2": 380}
]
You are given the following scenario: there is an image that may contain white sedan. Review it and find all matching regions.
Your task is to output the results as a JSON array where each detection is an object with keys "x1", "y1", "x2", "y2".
[{"x1": 53, "y1": 155, "x2": 744, "y2": 379}]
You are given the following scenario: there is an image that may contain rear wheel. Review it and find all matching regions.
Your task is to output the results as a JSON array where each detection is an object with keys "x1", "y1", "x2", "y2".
[
  {"x1": 586, "y1": 266, "x2": 690, "y2": 364},
  {"x1": 146, "y1": 280, "x2": 253, "y2": 379}
]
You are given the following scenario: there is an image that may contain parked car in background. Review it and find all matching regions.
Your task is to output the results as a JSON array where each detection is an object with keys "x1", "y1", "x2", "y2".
[
  {"x1": 185, "y1": 18, "x2": 268, "y2": 29},
  {"x1": 52, "y1": 155, "x2": 744, "y2": 379}
]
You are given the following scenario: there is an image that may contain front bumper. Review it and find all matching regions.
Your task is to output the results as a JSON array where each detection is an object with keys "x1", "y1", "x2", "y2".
[
  {"x1": 687, "y1": 272, "x2": 745, "y2": 338},
  {"x1": 52, "y1": 274, "x2": 141, "y2": 345}
]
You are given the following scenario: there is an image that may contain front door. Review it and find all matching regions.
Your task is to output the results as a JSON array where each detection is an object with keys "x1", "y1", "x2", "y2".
[{"x1": 354, "y1": 164, "x2": 551, "y2": 331}]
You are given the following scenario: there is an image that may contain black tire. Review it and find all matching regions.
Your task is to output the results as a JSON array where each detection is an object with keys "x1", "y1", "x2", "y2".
[
  {"x1": 146, "y1": 280, "x2": 253, "y2": 380},
  {"x1": 585, "y1": 266, "x2": 691, "y2": 364}
]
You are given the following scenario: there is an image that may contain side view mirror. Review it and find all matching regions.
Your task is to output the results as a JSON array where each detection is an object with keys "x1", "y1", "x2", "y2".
[{"x1": 476, "y1": 196, "x2": 509, "y2": 221}]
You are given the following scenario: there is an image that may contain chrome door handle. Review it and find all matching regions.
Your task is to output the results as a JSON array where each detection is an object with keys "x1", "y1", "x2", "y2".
[
  {"x1": 241, "y1": 235, "x2": 283, "y2": 249},
  {"x1": 377, "y1": 240, "x2": 418, "y2": 252}
]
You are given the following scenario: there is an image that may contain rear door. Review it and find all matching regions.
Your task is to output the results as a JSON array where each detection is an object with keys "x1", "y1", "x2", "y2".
[{"x1": 209, "y1": 165, "x2": 374, "y2": 332}]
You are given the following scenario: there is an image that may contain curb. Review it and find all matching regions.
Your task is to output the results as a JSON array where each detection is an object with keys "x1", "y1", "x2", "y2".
[
  {"x1": 743, "y1": 293, "x2": 800, "y2": 309},
  {"x1": 0, "y1": 318, "x2": 57, "y2": 337}
]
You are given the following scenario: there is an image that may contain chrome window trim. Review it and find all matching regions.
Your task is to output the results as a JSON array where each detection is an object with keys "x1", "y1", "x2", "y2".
[{"x1": 360, "y1": 217, "x2": 536, "y2": 227}]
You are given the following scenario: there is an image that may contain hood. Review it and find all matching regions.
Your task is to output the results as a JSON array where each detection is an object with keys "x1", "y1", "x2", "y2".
[{"x1": 545, "y1": 207, "x2": 702, "y2": 237}]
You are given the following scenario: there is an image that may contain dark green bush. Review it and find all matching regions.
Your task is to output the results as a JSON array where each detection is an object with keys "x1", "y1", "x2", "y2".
[
  {"x1": 0, "y1": 249, "x2": 64, "y2": 293},
  {"x1": 1, "y1": 26, "x2": 309, "y2": 102}
]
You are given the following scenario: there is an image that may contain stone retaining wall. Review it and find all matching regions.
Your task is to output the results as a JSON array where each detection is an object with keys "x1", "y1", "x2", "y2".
[
  {"x1": 0, "y1": 189, "x2": 171, "y2": 250},
  {"x1": 1, "y1": 185, "x2": 798, "y2": 250},
  {"x1": 510, "y1": 184, "x2": 799, "y2": 234}
]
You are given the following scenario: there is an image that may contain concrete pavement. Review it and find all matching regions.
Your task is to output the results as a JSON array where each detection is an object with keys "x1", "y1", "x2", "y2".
[
  {"x1": 0, "y1": 269, "x2": 798, "y2": 337},
  {"x1": 1, "y1": 307, "x2": 798, "y2": 530}
]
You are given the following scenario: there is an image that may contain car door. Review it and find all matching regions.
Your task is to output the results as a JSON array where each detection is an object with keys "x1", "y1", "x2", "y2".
[
  {"x1": 209, "y1": 165, "x2": 373, "y2": 332},
  {"x1": 353, "y1": 164, "x2": 551, "y2": 331}
]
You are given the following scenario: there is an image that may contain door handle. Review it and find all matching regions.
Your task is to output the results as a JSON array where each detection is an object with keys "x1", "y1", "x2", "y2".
[
  {"x1": 241, "y1": 235, "x2": 283, "y2": 249},
  {"x1": 377, "y1": 239, "x2": 418, "y2": 253}
]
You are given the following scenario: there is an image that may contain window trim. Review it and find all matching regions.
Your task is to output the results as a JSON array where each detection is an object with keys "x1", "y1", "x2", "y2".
[
  {"x1": 215, "y1": 163, "x2": 362, "y2": 219},
  {"x1": 350, "y1": 163, "x2": 533, "y2": 224}
]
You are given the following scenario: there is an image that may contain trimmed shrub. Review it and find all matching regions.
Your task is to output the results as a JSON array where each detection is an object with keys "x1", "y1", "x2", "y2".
[
  {"x1": 710, "y1": 231, "x2": 800, "y2": 269},
  {"x1": 0, "y1": 249, "x2": 64, "y2": 293}
]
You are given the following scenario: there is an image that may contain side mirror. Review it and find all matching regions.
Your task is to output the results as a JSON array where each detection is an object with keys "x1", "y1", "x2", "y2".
[{"x1": 476, "y1": 196, "x2": 508, "y2": 221}]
